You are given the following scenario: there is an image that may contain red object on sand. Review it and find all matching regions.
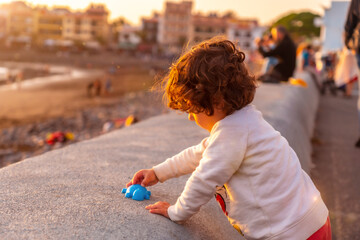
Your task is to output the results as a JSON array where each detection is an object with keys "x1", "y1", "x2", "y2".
[{"x1": 46, "y1": 131, "x2": 66, "y2": 145}]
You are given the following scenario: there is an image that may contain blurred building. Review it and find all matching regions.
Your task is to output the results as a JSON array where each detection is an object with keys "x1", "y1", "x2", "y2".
[
  {"x1": 155, "y1": 0, "x2": 262, "y2": 55},
  {"x1": 0, "y1": 0, "x2": 264, "y2": 54},
  {"x1": 191, "y1": 13, "x2": 227, "y2": 43},
  {"x1": 117, "y1": 25, "x2": 141, "y2": 51},
  {"x1": 63, "y1": 4, "x2": 109, "y2": 47},
  {"x1": 0, "y1": 9, "x2": 7, "y2": 40},
  {"x1": 34, "y1": 7, "x2": 65, "y2": 46},
  {"x1": 141, "y1": 13, "x2": 159, "y2": 43},
  {"x1": 139, "y1": 12, "x2": 160, "y2": 54},
  {"x1": 83, "y1": 4, "x2": 109, "y2": 45},
  {"x1": 0, "y1": 2, "x2": 109, "y2": 49},
  {"x1": 158, "y1": 0, "x2": 193, "y2": 54},
  {"x1": 227, "y1": 19, "x2": 260, "y2": 51},
  {"x1": 2, "y1": 1, "x2": 34, "y2": 47},
  {"x1": 190, "y1": 15, "x2": 263, "y2": 52}
]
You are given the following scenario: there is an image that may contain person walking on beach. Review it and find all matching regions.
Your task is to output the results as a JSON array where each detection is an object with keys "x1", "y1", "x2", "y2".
[
  {"x1": 105, "y1": 77, "x2": 112, "y2": 95},
  {"x1": 16, "y1": 70, "x2": 23, "y2": 90},
  {"x1": 344, "y1": 0, "x2": 360, "y2": 147},
  {"x1": 87, "y1": 81, "x2": 94, "y2": 98},
  {"x1": 93, "y1": 79, "x2": 102, "y2": 97}
]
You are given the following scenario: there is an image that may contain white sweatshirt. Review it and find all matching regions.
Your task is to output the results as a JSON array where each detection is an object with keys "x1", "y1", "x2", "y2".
[{"x1": 153, "y1": 105, "x2": 328, "y2": 240}]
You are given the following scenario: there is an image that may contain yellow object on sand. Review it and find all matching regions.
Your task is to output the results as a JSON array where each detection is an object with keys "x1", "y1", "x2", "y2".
[
  {"x1": 125, "y1": 115, "x2": 136, "y2": 127},
  {"x1": 289, "y1": 78, "x2": 308, "y2": 88},
  {"x1": 65, "y1": 132, "x2": 75, "y2": 140}
]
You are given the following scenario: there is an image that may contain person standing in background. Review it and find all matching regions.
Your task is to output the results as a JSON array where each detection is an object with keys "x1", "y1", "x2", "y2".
[{"x1": 344, "y1": 0, "x2": 360, "y2": 147}]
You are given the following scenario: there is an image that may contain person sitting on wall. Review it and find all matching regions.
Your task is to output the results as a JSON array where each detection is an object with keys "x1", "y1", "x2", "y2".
[{"x1": 256, "y1": 25, "x2": 296, "y2": 83}]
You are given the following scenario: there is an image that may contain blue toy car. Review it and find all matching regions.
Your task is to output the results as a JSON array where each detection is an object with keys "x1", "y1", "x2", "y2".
[{"x1": 122, "y1": 184, "x2": 151, "y2": 201}]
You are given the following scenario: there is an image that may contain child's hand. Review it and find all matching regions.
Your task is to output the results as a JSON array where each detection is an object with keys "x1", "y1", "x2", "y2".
[
  {"x1": 126, "y1": 168, "x2": 159, "y2": 187},
  {"x1": 145, "y1": 201, "x2": 170, "y2": 219}
]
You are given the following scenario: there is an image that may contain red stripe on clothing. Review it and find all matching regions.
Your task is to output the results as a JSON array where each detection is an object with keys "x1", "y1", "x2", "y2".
[{"x1": 307, "y1": 216, "x2": 332, "y2": 240}]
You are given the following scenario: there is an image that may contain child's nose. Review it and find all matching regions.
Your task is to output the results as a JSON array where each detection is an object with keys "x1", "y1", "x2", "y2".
[{"x1": 188, "y1": 113, "x2": 194, "y2": 121}]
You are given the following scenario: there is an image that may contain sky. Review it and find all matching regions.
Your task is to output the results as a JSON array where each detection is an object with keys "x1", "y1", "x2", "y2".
[{"x1": 0, "y1": 0, "x2": 350, "y2": 25}]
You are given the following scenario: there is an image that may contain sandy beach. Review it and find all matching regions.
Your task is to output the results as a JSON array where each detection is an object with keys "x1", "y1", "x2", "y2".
[
  {"x1": 0, "y1": 67, "x2": 158, "y2": 128},
  {"x1": 0, "y1": 50, "x2": 171, "y2": 167}
]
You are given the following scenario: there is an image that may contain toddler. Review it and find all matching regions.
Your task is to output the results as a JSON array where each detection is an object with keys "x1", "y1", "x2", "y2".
[{"x1": 127, "y1": 37, "x2": 331, "y2": 239}]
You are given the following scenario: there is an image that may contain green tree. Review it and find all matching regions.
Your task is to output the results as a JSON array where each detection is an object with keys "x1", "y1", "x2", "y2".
[{"x1": 271, "y1": 12, "x2": 320, "y2": 43}]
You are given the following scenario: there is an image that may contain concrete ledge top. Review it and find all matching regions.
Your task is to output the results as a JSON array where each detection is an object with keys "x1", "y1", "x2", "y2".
[{"x1": 0, "y1": 72, "x2": 319, "y2": 239}]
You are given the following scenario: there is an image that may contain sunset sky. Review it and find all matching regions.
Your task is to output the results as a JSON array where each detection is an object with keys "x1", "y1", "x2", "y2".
[{"x1": 0, "y1": 0, "x2": 350, "y2": 25}]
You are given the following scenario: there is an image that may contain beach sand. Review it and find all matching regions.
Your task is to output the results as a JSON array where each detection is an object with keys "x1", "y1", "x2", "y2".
[{"x1": 0, "y1": 68, "x2": 158, "y2": 129}]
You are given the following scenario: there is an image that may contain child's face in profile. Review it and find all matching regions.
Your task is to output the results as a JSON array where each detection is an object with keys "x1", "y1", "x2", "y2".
[
  {"x1": 188, "y1": 112, "x2": 211, "y2": 131},
  {"x1": 188, "y1": 108, "x2": 227, "y2": 132}
]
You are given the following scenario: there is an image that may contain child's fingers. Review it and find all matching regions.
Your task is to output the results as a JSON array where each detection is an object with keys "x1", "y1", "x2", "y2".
[
  {"x1": 141, "y1": 169, "x2": 159, "y2": 187},
  {"x1": 145, "y1": 202, "x2": 162, "y2": 210},
  {"x1": 125, "y1": 181, "x2": 132, "y2": 187},
  {"x1": 141, "y1": 174, "x2": 152, "y2": 187},
  {"x1": 145, "y1": 202, "x2": 170, "y2": 218},
  {"x1": 126, "y1": 180, "x2": 137, "y2": 187},
  {"x1": 148, "y1": 208, "x2": 166, "y2": 216},
  {"x1": 146, "y1": 202, "x2": 170, "y2": 210},
  {"x1": 145, "y1": 203, "x2": 156, "y2": 210},
  {"x1": 126, "y1": 171, "x2": 145, "y2": 187}
]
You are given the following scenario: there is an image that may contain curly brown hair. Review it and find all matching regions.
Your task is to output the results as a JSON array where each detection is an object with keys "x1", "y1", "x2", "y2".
[{"x1": 161, "y1": 36, "x2": 257, "y2": 116}]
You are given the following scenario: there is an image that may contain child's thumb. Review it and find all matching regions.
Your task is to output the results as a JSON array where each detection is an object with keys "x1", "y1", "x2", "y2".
[{"x1": 141, "y1": 176, "x2": 150, "y2": 187}]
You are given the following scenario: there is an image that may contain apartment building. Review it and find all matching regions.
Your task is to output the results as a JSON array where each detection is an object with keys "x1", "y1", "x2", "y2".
[
  {"x1": 138, "y1": 13, "x2": 160, "y2": 53},
  {"x1": 141, "y1": 13, "x2": 159, "y2": 44},
  {"x1": 34, "y1": 7, "x2": 66, "y2": 45},
  {"x1": 227, "y1": 19, "x2": 261, "y2": 51},
  {"x1": 158, "y1": 0, "x2": 192, "y2": 54},
  {"x1": 0, "y1": 9, "x2": 7, "y2": 39},
  {"x1": 63, "y1": 4, "x2": 109, "y2": 45},
  {"x1": 2, "y1": 1, "x2": 34, "y2": 45},
  {"x1": 117, "y1": 24, "x2": 141, "y2": 51},
  {"x1": 0, "y1": 2, "x2": 109, "y2": 48},
  {"x1": 191, "y1": 14, "x2": 227, "y2": 43},
  {"x1": 156, "y1": 0, "x2": 262, "y2": 54}
]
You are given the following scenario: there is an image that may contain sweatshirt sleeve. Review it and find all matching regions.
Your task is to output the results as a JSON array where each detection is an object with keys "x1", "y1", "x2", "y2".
[
  {"x1": 167, "y1": 125, "x2": 248, "y2": 222},
  {"x1": 153, "y1": 137, "x2": 208, "y2": 183}
]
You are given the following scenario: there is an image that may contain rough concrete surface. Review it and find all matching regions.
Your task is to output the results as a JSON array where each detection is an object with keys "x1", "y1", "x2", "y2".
[
  {"x1": 253, "y1": 71, "x2": 319, "y2": 172},
  {"x1": 0, "y1": 72, "x2": 318, "y2": 239},
  {"x1": 311, "y1": 94, "x2": 360, "y2": 240}
]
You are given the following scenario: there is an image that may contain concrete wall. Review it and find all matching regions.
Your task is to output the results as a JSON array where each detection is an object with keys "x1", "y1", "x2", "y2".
[{"x1": 0, "y1": 71, "x2": 319, "y2": 239}]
